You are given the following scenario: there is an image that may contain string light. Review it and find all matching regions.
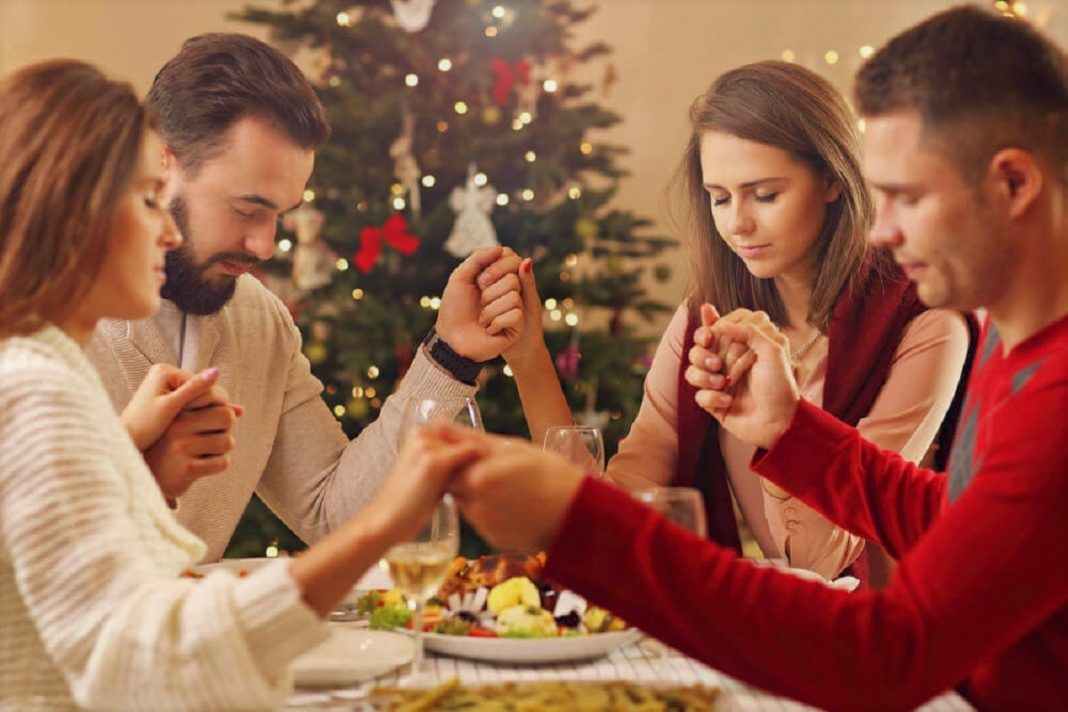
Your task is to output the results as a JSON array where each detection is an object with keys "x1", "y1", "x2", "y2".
[
  {"x1": 333, "y1": 405, "x2": 346, "y2": 417},
  {"x1": 437, "y1": 120, "x2": 449, "y2": 133},
  {"x1": 492, "y1": 5, "x2": 506, "y2": 18},
  {"x1": 266, "y1": 543, "x2": 280, "y2": 557},
  {"x1": 564, "y1": 254, "x2": 579, "y2": 267},
  {"x1": 421, "y1": 175, "x2": 436, "y2": 188},
  {"x1": 420, "y1": 296, "x2": 432, "y2": 307},
  {"x1": 524, "y1": 150, "x2": 537, "y2": 162},
  {"x1": 438, "y1": 58, "x2": 453, "y2": 72},
  {"x1": 485, "y1": 26, "x2": 498, "y2": 37},
  {"x1": 544, "y1": 298, "x2": 558, "y2": 309},
  {"x1": 303, "y1": 189, "x2": 316, "y2": 202},
  {"x1": 367, "y1": 365, "x2": 380, "y2": 378},
  {"x1": 351, "y1": 288, "x2": 364, "y2": 300},
  {"x1": 365, "y1": 387, "x2": 377, "y2": 398},
  {"x1": 430, "y1": 297, "x2": 442, "y2": 310},
  {"x1": 503, "y1": 364, "x2": 514, "y2": 377},
  {"x1": 824, "y1": 50, "x2": 839, "y2": 65},
  {"x1": 454, "y1": 101, "x2": 469, "y2": 115},
  {"x1": 550, "y1": 309, "x2": 563, "y2": 321},
  {"x1": 511, "y1": 119, "x2": 524, "y2": 131},
  {"x1": 336, "y1": 258, "x2": 349, "y2": 271},
  {"x1": 405, "y1": 73, "x2": 419, "y2": 87},
  {"x1": 579, "y1": 141, "x2": 593, "y2": 155},
  {"x1": 390, "y1": 183, "x2": 404, "y2": 195},
  {"x1": 352, "y1": 386, "x2": 364, "y2": 398},
  {"x1": 521, "y1": 188, "x2": 535, "y2": 201},
  {"x1": 495, "y1": 194, "x2": 510, "y2": 206},
  {"x1": 518, "y1": 111, "x2": 533, "y2": 124},
  {"x1": 859, "y1": 45, "x2": 874, "y2": 59},
  {"x1": 336, "y1": 11, "x2": 351, "y2": 26},
  {"x1": 474, "y1": 172, "x2": 488, "y2": 186},
  {"x1": 561, "y1": 298, "x2": 574, "y2": 309},
  {"x1": 543, "y1": 79, "x2": 559, "y2": 92},
  {"x1": 278, "y1": 239, "x2": 293, "y2": 252},
  {"x1": 329, "y1": 76, "x2": 341, "y2": 87},
  {"x1": 567, "y1": 186, "x2": 582, "y2": 199},
  {"x1": 781, "y1": 49, "x2": 796, "y2": 63},
  {"x1": 392, "y1": 196, "x2": 406, "y2": 210},
  {"x1": 564, "y1": 313, "x2": 579, "y2": 326}
]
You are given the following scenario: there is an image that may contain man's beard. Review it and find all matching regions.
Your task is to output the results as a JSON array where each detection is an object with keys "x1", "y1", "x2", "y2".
[{"x1": 160, "y1": 194, "x2": 254, "y2": 316}]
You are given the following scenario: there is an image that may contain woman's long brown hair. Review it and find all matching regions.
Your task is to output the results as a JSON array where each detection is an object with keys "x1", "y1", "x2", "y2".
[{"x1": 0, "y1": 60, "x2": 151, "y2": 338}]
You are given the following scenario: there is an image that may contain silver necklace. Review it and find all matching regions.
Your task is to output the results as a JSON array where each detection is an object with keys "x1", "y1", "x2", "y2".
[{"x1": 790, "y1": 329, "x2": 823, "y2": 362}]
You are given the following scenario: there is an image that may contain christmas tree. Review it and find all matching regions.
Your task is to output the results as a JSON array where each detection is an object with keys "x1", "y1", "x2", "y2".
[{"x1": 226, "y1": 0, "x2": 676, "y2": 558}]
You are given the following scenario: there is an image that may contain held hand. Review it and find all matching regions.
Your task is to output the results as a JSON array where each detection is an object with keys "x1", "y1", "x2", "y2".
[
  {"x1": 500, "y1": 258, "x2": 550, "y2": 369},
  {"x1": 122, "y1": 364, "x2": 228, "y2": 450},
  {"x1": 443, "y1": 426, "x2": 585, "y2": 551},
  {"x1": 363, "y1": 425, "x2": 486, "y2": 543},
  {"x1": 686, "y1": 305, "x2": 758, "y2": 394},
  {"x1": 143, "y1": 392, "x2": 243, "y2": 502},
  {"x1": 693, "y1": 312, "x2": 801, "y2": 449},
  {"x1": 437, "y1": 246, "x2": 524, "y2": 362}
]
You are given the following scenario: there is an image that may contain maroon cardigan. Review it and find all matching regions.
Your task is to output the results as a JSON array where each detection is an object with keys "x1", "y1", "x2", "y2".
[{"x1": 674, "y1": 260, "x2": 974, "y2": 573}]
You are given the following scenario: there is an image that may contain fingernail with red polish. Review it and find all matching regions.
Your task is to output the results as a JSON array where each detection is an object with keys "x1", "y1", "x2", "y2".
[
  {"x1": 724, "y1": 375, "x2": 733, "y2": 386},
  {"x1": 523, "y1": 259, "x2": 533, "y2": 274}
]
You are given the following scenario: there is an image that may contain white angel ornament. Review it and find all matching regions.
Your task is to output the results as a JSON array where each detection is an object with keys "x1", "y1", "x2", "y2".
[{"x1": 444, "y1": 164, "x2": 500, "y2": 258}]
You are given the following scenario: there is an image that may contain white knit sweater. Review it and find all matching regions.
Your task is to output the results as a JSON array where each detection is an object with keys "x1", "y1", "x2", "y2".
[{"x1": 0, "y1": 327, "x2": 328, "y2": 711}]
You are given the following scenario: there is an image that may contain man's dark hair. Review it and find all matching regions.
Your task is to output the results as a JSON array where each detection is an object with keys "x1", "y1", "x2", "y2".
[
  {"x1": 147, "y1": 33, "x2": 330, "y2": 173},
  {"x1": 855, "y1": 5, "x2": 1068, "y2": 181}
]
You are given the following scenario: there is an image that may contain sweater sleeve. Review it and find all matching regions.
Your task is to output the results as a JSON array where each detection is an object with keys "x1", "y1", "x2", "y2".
[
  {"x1": 545, "y1": 384, "x2": 1068, "y2": 711},
  {"x1": 0, "y1": 372, "x2": 327, "y2": 711},
  {"x1": 255, "y1": 294, "x2": 475, "y2": 544},
  {"x1": 606, "y1": 305, "x2": 687, "y2": 489}
]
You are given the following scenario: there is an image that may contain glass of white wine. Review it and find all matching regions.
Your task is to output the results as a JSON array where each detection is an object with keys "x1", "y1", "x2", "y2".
[
  {"x1": 543, "y1": 425, "x2": 606, "y2": 477},
  {"x1": 381, "y1": 494, "x2": 459, "y2": 680}
]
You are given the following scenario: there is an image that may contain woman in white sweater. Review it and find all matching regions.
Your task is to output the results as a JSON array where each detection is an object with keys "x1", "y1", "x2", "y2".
[{"x1": 0, "y1": 60, "x2": 482, "y2": 711}]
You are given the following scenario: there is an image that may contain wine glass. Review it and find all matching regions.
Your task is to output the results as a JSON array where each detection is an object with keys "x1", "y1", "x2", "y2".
[
  {"x1": 542, "y1": 425, "x2": 605, "y2": 477},
  {"x1": 632, "y1": 487, "x2": 708, "y2": 537},
  {"x1": 381, "y1": 495, "x2": 460, "y2": 680},
  {"x1": 399, "y1": 395, "x2": 484, "y2": 441}
]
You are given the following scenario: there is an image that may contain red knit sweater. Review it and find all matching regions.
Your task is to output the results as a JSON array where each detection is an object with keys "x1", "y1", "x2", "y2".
[{"x1": 546, "y1": 314, "x2": 1068, "y2": 711}]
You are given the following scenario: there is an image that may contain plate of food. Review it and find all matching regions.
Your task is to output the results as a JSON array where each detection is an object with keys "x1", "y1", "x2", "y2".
[{"x1": 356, "y1": 552, "x2": 641, "y2": 664}]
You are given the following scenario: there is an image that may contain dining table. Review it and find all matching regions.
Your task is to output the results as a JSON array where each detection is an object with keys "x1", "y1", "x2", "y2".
[{"x1": 282, "y1": 621, "x2": 978, "y2": 712}]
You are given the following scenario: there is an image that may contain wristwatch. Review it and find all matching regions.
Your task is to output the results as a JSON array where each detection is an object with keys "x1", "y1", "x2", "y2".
[{"x1": 422, "y1": 327, "x2": 483, "y2": 385}]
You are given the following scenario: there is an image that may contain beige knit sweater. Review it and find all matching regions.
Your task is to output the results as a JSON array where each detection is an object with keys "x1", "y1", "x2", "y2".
[
  {"x1": 0, "y1": 327, "x2": 328, "y2": 711},
  {"x1": 87, "y1": 275, "x2": 476, "y2": 561}
]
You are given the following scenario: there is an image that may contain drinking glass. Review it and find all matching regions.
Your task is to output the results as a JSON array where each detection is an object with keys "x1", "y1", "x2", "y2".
[
  {"x1": 380, "y1": 495, "x2": 460, "y2": 679},
  {"x1": 399, "y1": 395, "x2": 484, "y2": 441},
  {"x1": 542, "y1": 425, "x2": 605, "y2": 476},
  {"x1": 632, "y1": 487, "x2": 708, "y2": 537}
]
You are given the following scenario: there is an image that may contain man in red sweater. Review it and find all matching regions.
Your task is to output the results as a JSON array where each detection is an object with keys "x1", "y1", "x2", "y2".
[{"x1": 440, "y1": 6, "x2": 1068, "y2": 711}]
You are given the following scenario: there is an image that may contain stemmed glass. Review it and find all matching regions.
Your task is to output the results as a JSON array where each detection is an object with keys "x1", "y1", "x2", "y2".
[
  {"x1": 542, "y1": 425, "x2": 606, "y2": 477},
  {"x1": 630, "y1": 486, "x2": 707, "y2": 658},
  {"x1": 632, "y1": 487, "x2": 708, "y2": 537},
  {"x1": 399, "y1": 395, "x2": 484, "y2": 438},
  {"x1": 380, "y1": 495, "x2": 460, "y2": 681}
]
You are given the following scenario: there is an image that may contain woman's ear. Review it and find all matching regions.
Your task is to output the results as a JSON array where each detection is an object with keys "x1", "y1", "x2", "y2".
[{"x1": 824, "y1": 178, "x2": 843, "y2": 204}]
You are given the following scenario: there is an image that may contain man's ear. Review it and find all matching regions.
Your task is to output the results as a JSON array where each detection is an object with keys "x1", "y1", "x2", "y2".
[{"x1": 988, "y1": 148, "x2": 1043, "y2": 219}]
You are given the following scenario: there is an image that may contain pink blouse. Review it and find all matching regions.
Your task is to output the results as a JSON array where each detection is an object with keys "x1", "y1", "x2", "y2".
[{"x1": 607, "y1": 304, "x2": 971, "y2": 579}]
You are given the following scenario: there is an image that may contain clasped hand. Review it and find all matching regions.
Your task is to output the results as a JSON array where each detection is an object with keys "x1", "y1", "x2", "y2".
[{"x1": 683, "y1": 304, "x2": 801, "y2": 450}]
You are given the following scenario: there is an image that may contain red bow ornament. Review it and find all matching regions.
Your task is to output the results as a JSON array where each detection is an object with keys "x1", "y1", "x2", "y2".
[
  {"x1": 354, "y1": 214, "x2": 420, "y2": 274},
  {"x1": 490, "y1": 57, "x2": 531, "y2": 106}
]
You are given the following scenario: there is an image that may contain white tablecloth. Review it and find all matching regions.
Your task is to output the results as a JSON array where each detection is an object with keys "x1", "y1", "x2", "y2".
[{"x1": 285, "y1": 631, "x2": 975, "y2": 711}]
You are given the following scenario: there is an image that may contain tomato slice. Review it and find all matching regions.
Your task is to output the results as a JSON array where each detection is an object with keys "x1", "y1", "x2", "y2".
[{"x1": 469, "y1": 627, "x2": 497, "y2": 638}]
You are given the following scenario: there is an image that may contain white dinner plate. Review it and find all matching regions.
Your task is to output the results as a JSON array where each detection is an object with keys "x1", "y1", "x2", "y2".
[
  {"x1": 292, "y1": 627, "x2": 413, "y2": 687},
  {"x1": 422, "y1": 628, "x2": 642, "y2": 664}
]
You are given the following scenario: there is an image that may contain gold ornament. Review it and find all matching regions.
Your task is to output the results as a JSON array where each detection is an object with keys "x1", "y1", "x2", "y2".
[
  {"x1": 304, "y1": 341, "x2": 328, "y2": 365},
  {"x1": 575, "y1": 217, "x2": 599, "y2": 241},
  {"x1": 482, "y1": 105, "x2": 501, "y2": 125}
]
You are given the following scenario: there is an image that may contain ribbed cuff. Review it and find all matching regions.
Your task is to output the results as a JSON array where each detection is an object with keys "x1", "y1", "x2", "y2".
[
  {"x1": 399, "y1": 347, "x2": 480, "y2": 398},
  {"x1": 232, "y1": 558, "x2": 328, "y2": 679}
]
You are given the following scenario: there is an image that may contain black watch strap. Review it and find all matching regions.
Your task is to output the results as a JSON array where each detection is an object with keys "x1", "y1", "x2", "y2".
[{"x1": 422, "y1": 327, "x2": 483, "y2": 385}]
